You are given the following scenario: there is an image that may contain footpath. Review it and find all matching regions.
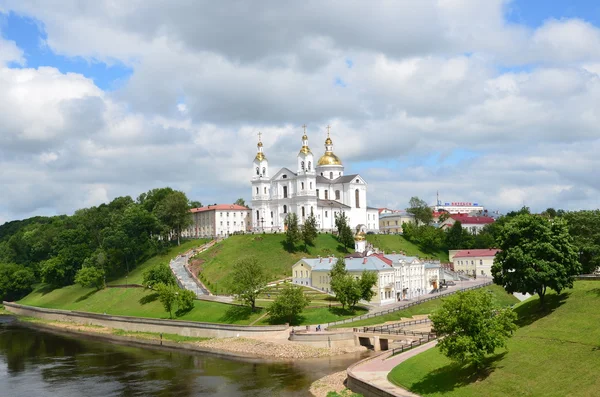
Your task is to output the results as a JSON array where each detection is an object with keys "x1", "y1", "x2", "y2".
[{"x1": 348, "y1": 340, "x2": 438, "y2": 397}]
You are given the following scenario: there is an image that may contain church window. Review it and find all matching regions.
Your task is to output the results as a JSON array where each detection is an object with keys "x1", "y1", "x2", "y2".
[
  {"x1": 316, "y1": 189, "x2": 319, "y2": 198},
  {"x1": 283, "y1": 186, "x2": 288, "y2": 198},
  {"x1": 335, "y1": 190, "x2": 340, "y2": 200},
  {"x1": 282, "y1": 174, "x2": 287, "y2": 179},
  {"x1": 308, "y1": 161, "x2": 312, "y2": 170},
  {"x1": 324, "y1": 190, "x2": 328, "y2": 200},
  {"x1": 330, "y1": 172, "x2": 333, "y2": 179},
  {"x1": 283, "y1": 205, "x2": 287, "y2": 213},
  {"x1": 355, "y1": 189, "x2": 360, "y2": 208},
  {"x1": 301, "y1": 161, "x2": 305, "y2": 171},
  {"x1": 339, "y1": 172, "x2": 341, "y2": 176},
  {"x1": 256, "y1": 187, "x2": 259, "y2": 194},
  {"x1": 256, "y1": 167, "x2": 259, "y2": 175},
  {"x1": 325, "y1": 211, "x2": 328, "y2": 218},
  {"x1": 356, "y1": 179, "x2": 359, "y2": 183},
  {"x1": 321, "y1": 172, "x2": 323, "y2": 176},
  {"x1": 264, "y1": 187, "x2": 267, "y2": 194},
  {"x1": 270, "y1": 211, "x2": 273, "y2": 218},
  {"x1": 310, "y1": 182, "x2": 312, "y2": 189},
  {"x1": 301, "y1": 182, "x2": 304, "y2": 190},
  {"x1": 262, "y1": 167, "x2": 266, "y2": 175},
  {"x1": 311, "y1": 206, "x2": 314, "y2": 214},
  {"x1": 302, "y1": 207, "x2": 305, "y2": 217},
  {"x1": 256, "y1": 210, "x2": 259, "y2": 220}
]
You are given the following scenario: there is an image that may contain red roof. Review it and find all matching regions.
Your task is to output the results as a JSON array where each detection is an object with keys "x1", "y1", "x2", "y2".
[
  {"x1": 450, "y1": 214, "x2": 495, "y2": 225},
  {"x1": 453, "y1": 249, "x2": 500, "y2": 258},
  {"x1": 190, "y1": 204, "x2": 249, "y2": 213},
  {"x1": 370, "y1": 253, "x2": 393, "y2": 266}
]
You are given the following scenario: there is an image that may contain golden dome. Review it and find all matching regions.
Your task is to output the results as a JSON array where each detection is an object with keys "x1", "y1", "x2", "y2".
[
  {"x1": 302, "y1": 134, "x2": 308, "y2": 141},
  {"x1": 325, "y1": 137, "x2": 332, "y2": 145},
  {"x1": 255, "y1": 152, "x2": 266, "y2": 161},
  {"x1": 257, "y1": 141, "x2": 263, "y2": 147},
  {"x1": 299, "y1": 146, "x2": 312, "y2": 155},
  {"x1": 317, "y1": 151, "x2": 342, "y2": 166},
  {"x1": 354, "y1": 231, "x2": 366, "y2": 241}
]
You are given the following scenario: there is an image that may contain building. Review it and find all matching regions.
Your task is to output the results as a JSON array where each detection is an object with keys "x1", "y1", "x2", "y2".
[
  {"x1": 250, "y1": 127, "x2": 379, "y2": 233},
  {"x1": 440, "y1": 214, "x2": 495, "y2": 234},
  {"x1": 451, "y1": 249, "x2": 500, "y2": 277},
  {"x1": 432, "y1": 201, "x2": 484, "y2": 215},
  {"x1": 292, "y1": 251, "x2": 443, "y2": 305},
  {"x1": 379, "y1": 210, "x2": 415, "y2": 234},
  {"x1": 183, "y1": 204, "x2": 251, "y2": 238}
]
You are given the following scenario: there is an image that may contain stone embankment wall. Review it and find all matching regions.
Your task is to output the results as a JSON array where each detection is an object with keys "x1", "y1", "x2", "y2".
[
  {"x1": 3, "y1": 302, "x2": 289, "y2": 340},
  {"x1": 289, "y1": 331, "x2": 356, "y2": 348},
  {"x1": 346, "y1": 351, "x2": 399, "y2": 397}
]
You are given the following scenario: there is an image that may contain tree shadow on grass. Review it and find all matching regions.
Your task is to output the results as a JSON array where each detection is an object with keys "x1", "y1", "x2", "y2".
[
  {"x1": 75, "y1": 289, "x2": 99, "y2": 302},
  {"x1": 587, "y1": 288, "x2": 600, "y2": 298},
  {"x1": 336, "y1": 245, "x2": 350, "y2": 253},
  {"x1": 513, "y1": 292, "x2": 569, "y2": 327},
  {"x1": 266, "y1": 314, "x2": 306, "y2": 326},
  {"x1": 408, "y1": 352, "x2": 507, "y2": 395},
  {"x1": 219, "y1": 305, "x2": 259, "y2": 323},
  {"x1": 37, "y1": 284, "x2": 57, "y2": 296},
  {"x1": 328, "y1": 306, "x2": 357, "y2": 316},
  {"x1": 138, "y1": 292, "x2": 159, "y2": 305}
]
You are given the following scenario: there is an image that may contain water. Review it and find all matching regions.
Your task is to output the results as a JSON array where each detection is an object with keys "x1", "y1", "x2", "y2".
[{"x1": 0, "y1": 316, "x2": 365, "y2": 396}]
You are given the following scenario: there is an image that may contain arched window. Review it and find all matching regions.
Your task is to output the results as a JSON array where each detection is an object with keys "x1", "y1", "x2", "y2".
[
  {"x1": 324, "y1": 190, "x2": 328, "y2": 200},
  {"x1": 330, "y1": 172, "x2": 333, "y2": 179},
  {"x1": 302, "y1": 207, "x2": 305, "y2": 217},
  {"x1": 283, "y1": 186, "x2": 288, "y2": 198},
  {"x1": 262, "y1": 167, "x2": 266, "y2": 175},
  {"x1": 270, "y1": 211, "x2": 273, "y2": 218},
  {"x1": 283, "y1": 205, "x2": 287, "y2": 213},
  {"x1": 256, "y1": 167, "x2": 259, "y2": 175},
  {"x1": 355, "y1": 189, "x2": 360, "y2": 208},
  {"x1": 301, "y1": 182, "x2": 304, "y2": 190},
  {"x1": 311, "y1": 206, "x2": 314, "y2": 214},
  {"x1": 316, "y1": 189, "x2": 319, "y2": 197},
  {"x1": 256, "y1": 187, "x2": 259, "y2": 194},
  {"x1": 335, "y1": 190, "x2": 340, "y2": 200},
  {"x1": 301, "y1": 161, "x2": 305, "y2": 170},
  {"x1": 308, "y1": 161, "x2": 312, "y2": 170},
  {"x1": 264, "y1": 187, "x2": 267, "y2": 194},
  {"x1": 256, "y1": 210, "x2": 259, "y2": 220}
]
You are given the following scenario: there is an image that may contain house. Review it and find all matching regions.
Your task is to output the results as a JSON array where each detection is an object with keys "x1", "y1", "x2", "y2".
[
  {"x1": 183, "y1": 204, "x2": 251, "y2": 238},
  {"x1": 379, "y1": 210, "x2": 415, "y2": 234},
  {"x1": 440, "y1": 214, "x2": 495, "y2": 234},
  {"x1": 451, "y1": 248, "x2": 500, "y2": 277}
]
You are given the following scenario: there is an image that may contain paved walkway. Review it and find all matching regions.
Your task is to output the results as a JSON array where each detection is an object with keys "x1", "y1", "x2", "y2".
[
  {"x1": 169, "y1": 241, "x2": 216, "y2": 297},
  {"x1": 350, "y1": 340, "x2": 438, "y2": 397}
]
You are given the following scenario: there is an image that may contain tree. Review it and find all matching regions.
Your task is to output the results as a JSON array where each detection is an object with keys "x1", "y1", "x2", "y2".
[
  {"x1": 156, "y1": 283, "x2": 179, "y2": 318},
  {"x1": 154, "y1": 191, "x2": 192, "y2": 245},
  {"x1": 446, "y1": 221, "x2": 465, "y2": 250},
  {"x1": 330, "y1": 256, "x2": 348, "y2": 279},
  {"x1": 358, "y1": 271, "x2": 378, "y2": 302},
  {"x1": 329, "y1": 256, "x2": 374, "y2": 309},
  {"x1": 234, "y1": 198, "x2": 246, "y2": 207},
  {"x1": 230, "y1": 256, "x2": 268, "y2": 311},
  {"x1": 335, "y1": 213, "x2": 355, "y2": 250},
  {"x1": 268, "y1": 283, "x2": 310, "y2": 324},
  {"x1": 189, "y1": 200, "x2": 202, "y2": 209},
  {"x1": 431, "y1": 289, "x2": 517, "y2": 368},
  {"x1": 284, "y1": 213, "x2": 300, "y2": 251},
  {"x1": 301, "y1": 213, "x2": 318, "y2": 249},
  {"x1": 563, "y1": 210, "x2": 600, "y2": 274},
  {"x1": 74, "y1": 266, "x2": 105, "y2": 290},
  {"x1": 143, "y1": 263, "x2": 176, "y2": 288},
  {"x1": 406, "y1": 196, "x2": 433, "y2": 226},
  {"x1": 176, "y1": 289, "x2": 196, "y2": 315},
  {"x1": 0, "y1": 263, "x2": 35, "y2": 301},
  {"x1": 492, "y1": 214, "x2": 581, "y2": 305}
]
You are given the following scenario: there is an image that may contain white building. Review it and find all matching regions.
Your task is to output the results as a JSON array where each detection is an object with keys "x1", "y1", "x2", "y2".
[
  {"x1": 251, "y1": 128, "x2": 379, "y2": 232},
  {"x1": 379, "y1": 210, "x2": 415, "y2": 234},
  {"x1": 183, "y1": 204, "x2": 251, "y2": 238},
  {"x1": 432, "y1": 201, "x2": 484, "y2": 214},
  {"x1": 451, "y1": 249, "x2": 499, "y2": 277}
]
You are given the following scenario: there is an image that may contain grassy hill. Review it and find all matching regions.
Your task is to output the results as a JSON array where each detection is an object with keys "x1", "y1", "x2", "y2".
[
  {"x1": 388, "y1": 281, "x2": 600, "y2": 397},
  {"x1": 366, "y1": 234, "x2": 449, "y2": 262},
  {"x1": 193, "y1": 233, "x2": 353, "y2": 293}
]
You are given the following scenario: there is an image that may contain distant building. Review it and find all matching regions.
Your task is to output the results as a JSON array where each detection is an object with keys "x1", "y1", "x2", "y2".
[
  {"x1": 451, "y1": 249, "x2": 500, "y2": 277},
  {"x1": 432, "y1": 200, "x2": 484, "y2": 215},
  {"x1": 379, "y1": 210, "x2": 415, "y2": 234},
  {"x1": 440, "y1": 214, "x2": 495, "y2": 234},
  {"x1": 183, "y1": 204, "x2": 251, "y2": 238}
]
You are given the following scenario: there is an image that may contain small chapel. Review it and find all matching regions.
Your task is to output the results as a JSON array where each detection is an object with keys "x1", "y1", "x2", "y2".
[{"x1": 250, "y1": 126, "x2": 379, "y2": 232}]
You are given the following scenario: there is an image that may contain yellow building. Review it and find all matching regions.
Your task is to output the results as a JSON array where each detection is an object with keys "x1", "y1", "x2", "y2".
[{"x1": 450, "y1": 249, "x2": 499, "y2": 277}]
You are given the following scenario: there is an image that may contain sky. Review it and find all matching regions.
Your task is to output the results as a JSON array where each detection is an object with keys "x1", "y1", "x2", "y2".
[{"x1": 1, "y1": 0, "x2": 600, "y2": 224}]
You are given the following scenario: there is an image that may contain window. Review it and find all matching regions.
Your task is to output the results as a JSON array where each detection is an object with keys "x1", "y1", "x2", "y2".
[
  {"x1": 220, "y1": 212, "x2": 223, "y2": 217},
  {"x1": 356, "y1": 179, "x2": 359, "y2": 183},
  {"x1": 283, "y1": 186, "x2": 288, "y2": 198},
  {"x1": 295, "y1": 271, "x2": 297, "y2": 277},
  {"x1": 335, "y1": 190, "x2": 340, "y2": 200},
  {"x1": 264, "y1": 187, "x2": 267, "y2": 194},
  {"x1": 324, "y1": 190, "x2": 328, "y2": 200},
  {"x1": 227, "y1": 212, "x2": 229, "y2": 217},
  {"x1": 282, "y1": 174, "x2": 287, "y2": 179},
  {"x1": 330, "y1": 172, "x2": 333, "y2": 179},
  {"x1": 270, "y1": 211, "x2": 273, "y2": 218},
  {"x1": 316, "y1": 189, "x2": 319, "y2": 198},
  {"x1": 310, "y1": 182, "x2": 313, "y2": 189},
  {"x1": 302, "y1": 207, "x2": 305, "y2": 217},
  {"x1": 256, "y1": 187, "x2": 259, "y2": 194},
  {"x1": 220, "y1": 221, "x2": 223, "y2": 226},
  {"x1": 311, "y1": 206, "x2": 314, "y2": 214},
  {"x1": 308, "y1": 161, "x2": 311, "y2": 170},
  {"x1": 355, "y1": 189, "x2": 360, "y2": 208},
  {"x1": 301, "y1": 161, "x2": 305, "y2": 171},
  {"x1": 325, "y1": 211, "x2": 328, "y2": 218},
  {"x1": 256, "y1": 167, "x2": 259, "y2": 175},
  {"x1": 262, "y1": 167, "x2": 266, "y2": 175},
  {"x1": 301, "y1": 182, "x2": 304, "y2": 190},
  {"x1": 256, "y1": 210, "x2": 259, "y2": 220},
  {"x1": 283, "y1": 205, "x2": 287, "y2": 213}
]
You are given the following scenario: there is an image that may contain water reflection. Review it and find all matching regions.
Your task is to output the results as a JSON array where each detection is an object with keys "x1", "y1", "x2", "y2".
[{"x1": 0, "y1": 316, "x2": 365, "y2": 396}]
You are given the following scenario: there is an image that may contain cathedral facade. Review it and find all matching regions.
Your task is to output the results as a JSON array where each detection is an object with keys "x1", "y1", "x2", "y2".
[{"x1": 251, "y1": 127, "x2": 379, "y2": 232}]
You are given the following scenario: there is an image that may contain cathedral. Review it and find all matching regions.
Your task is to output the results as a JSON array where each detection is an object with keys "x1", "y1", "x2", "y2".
[{"x1": 251, "y1": 126, "x2": 379, "y2": 233}]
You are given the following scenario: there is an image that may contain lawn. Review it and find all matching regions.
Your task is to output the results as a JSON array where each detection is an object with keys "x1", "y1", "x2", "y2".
[
  {"x1": 366, "y1": 234, "x2": 449, "y2": 262},
  {"x1": 387, "y1": 281, "x2": 600, "y2": 397},
  {"x1": 194, "y1": 233, "x2": 353, "y2": 293},
  {"x1": 111, "y1": 238, "x2": 210, "y2": 285},
  {"x1": 331, "y1": 285, "x2": 519, "y2": 328}
]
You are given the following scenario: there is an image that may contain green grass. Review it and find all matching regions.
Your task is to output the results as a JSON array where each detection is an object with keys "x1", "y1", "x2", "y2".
[
  {"x1": 366, "y1": 234, "x2": 449, "y2": 262},
  {"x1": 258, "y1": 305, "x2": 368, "y2": 326},
  {"x1": 387, "y1": 281, "x2": 600, "y2": 397},
  {"x1": 194, "y1": 233, "x2": 353, "y2": 293},
  {"x1": 111, "y1": 329, "x2": 211, "y2": 343},
  {"x1": 110, "y1": 238, "x2": 210, "y2": 285},
  {"x1": 331, "y1": 285, "x2": 519, "y2": 328}
]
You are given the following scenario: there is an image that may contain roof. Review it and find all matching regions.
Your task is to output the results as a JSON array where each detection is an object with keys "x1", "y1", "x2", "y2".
[
  {"x1": 317, "y1": 199, "x2": 351, "y2": 209},
  {"x1": 383, "y1": 254, "x2": 419, "y2": 264},
  {"x1": 366, "y1": 206, "x2": 379, "y2": 211},
  {"x1": 316, "y1": 174, "x2": 360, "y2": 184},
  {"x1": 453, "y1": 249, "x2": 500, "y2": 259},
  {"x1": 379, "y1": 212, "x2": 414, "y2": 219},
  {"x1": 449, "y1": 214, "x2": 495, "y2": 225},
  {"x1": 299, "y1": 256, "x2": 393, "y2": 272},
  {"x1": 190, "y1": 204, "x2": 249, "y2": 213}
]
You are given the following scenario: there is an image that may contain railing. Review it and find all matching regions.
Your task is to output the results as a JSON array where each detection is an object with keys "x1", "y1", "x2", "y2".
[
  {"x1": 390, "y1": 334, "x2": 437, "y2": 356},
  {"x1": 325, "y1": 281, "x2": 492, "y2": 328},
  {"x1": 363, "y1": 318, "x2": 431, "y2": 333},
  {"x1": 358, "y1": 326, "x2": 434, "y2": 337}
]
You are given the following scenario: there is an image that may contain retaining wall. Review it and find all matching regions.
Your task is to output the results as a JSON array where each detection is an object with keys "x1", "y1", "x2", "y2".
[
  {"x1": 346, "y1": 350, "x2": 400, "y2": 397},
  {"x1": 288, "y1": 331, "x2": 356, "y2": 348},
  {"x1": 3, "y1": 302, "x2": 289, "y2": 340}
]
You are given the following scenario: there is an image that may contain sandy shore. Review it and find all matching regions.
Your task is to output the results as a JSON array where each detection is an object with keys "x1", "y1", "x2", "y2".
[
  {"x1": 17, "y1": 317, "x2": 367, "y2": 360},
  {"x1": 309, "y1": 370, "x2": 349, "y2": 397}
]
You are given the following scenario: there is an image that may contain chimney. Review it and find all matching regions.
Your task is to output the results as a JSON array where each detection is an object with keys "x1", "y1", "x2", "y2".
[{"x1": 363, "y1": 257, "x2": 367, "y2": 264}]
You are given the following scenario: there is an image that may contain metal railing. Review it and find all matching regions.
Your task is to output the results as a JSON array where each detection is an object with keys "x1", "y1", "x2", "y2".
[
  {"x1": 325, "y1": 281, "x2": 492, "y2": 328},
  {"x1": 390, "y1": 334, "x2": 437, "y2": 356},
  {"x1": 364, "y1": 318, "x2": 431, "y2": 333}
]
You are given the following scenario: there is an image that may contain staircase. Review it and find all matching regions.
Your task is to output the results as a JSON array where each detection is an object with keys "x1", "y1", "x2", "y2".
[{"x1": 169, "y1": 240, "x2": 216, "y2": 298}]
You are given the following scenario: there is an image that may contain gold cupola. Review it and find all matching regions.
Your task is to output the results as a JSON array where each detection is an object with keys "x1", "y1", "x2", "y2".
[
  {"x1": 317, "y1": 125, "x2": 342, "y2": 166},
  {"x1": 255, "y1": 132, "x2": 266, "y2": 161},
  {"x1": 299, "y1": 125, "x2": 312, "y2": 155}
]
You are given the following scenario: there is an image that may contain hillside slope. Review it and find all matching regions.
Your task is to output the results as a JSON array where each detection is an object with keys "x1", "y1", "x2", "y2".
[
  {"x1": 388, "y1": 281, "x2": 600, "y2": 397},
  {"x1": 366, "y1": 234, "x2": 449, "y2": 262}
]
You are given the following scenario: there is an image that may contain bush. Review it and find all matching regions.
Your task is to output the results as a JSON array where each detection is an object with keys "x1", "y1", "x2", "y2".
[
  {"x1": 74, "y1": 266, "x2": 105, "y2": 290},
  {"x1": 143, "y1": 263, "x2": 176, "y2": 288},
  {"x1": 177, "y1": 289, "x2": 195, "y2": 315}
]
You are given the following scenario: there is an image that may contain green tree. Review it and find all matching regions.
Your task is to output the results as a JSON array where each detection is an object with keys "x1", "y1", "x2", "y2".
[
  {"x1": 563, "y1": 210, "x2": 600, "y2": 274},
  {"x1": 234, "y1": 198, "x2": 246, "y2": 207},
  {"x1": 230, "y1": 256, "x2": 268, "y2": 311},
  {"x1": 154, "y1": 191, "x2": 192, "y2": 245},
  {"x1": 156, "y1": 283, "x2": 179, "y2": 318},
  {"x1": 431, "y1": 289, "x2": 517, "y2": 368},
  {"x1": 284, "y1": 213, "x2": 300, "y2": 251},
  {"x1": 330, "y1": 256, "x2": 348, "y2": 279},
  {"x1": 301, "y1": 213, "x2": 318, "y2": 250},
  {"x1": 189, "y1": 200, "x2": 202, "y2": 209},
  {"x1": 74, "y1": 266, "x2": 105, "y2": 290},
  {"x1": 267, "y1": 283, "x2": 310, "y2": 324},
  {"x1": 407, "y1": 196, "x2": 433, "y2": 226},
  {"x1": 331, "y1": 273, "x2": 360, "y2": 309},
  {"x1": 446, "y1": 221, "x2": 465, "y2": 250},
  {"x1": 176, "y1": 289, "x2": 196, "y2": 315},
  {"x1": 142, "y1": 262, "x2": 176, "y2": 288},
  {"x1": 358, "y1": 271, "x2": 378, "y2": 302},
  {"x1": 339, "y1": 224, "x2": 355, "y2": 251},
  {"x1": 492, "y1": 214, "x2": 581, "y2": 305},
  {"x1": 0, "y1": 263, "x2": 35, "y2": 301}
]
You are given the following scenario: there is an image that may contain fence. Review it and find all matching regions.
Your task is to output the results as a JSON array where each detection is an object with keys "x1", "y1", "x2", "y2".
[
  {"x1": 325, "y1": 281, "x2": 493, "y2": 328},
  {"x1": 363, "y1": 318, "x2": 431, "y2": 333},
  {"x1": 390, "y1": 333, "x2": 437, "y2": 356},
  {"x1": 357, "y1": 326, "x2": 434, "y2": 337}
]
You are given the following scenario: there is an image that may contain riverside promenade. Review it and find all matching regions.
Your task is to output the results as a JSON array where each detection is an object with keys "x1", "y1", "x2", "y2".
[{"x1": 347, "y1": 340, "x2": 438, "y2": 397}]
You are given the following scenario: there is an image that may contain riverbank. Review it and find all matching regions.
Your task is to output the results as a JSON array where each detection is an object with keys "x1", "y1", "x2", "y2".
[
  {"x1": 309, "y1": 370, "x2": 349, "y2": 397},
  {"x1": 15, "y1": 316, "x2": 367, "y2": 361}
]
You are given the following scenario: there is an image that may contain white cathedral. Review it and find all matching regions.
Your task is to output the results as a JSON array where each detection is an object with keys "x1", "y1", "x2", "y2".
[{"x1": 251, "y1": 127, "x2": 380, "y2": 233}]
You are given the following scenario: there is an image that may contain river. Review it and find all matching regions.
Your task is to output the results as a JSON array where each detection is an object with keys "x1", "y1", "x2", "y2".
[{"x1": 0, "y1": 316, "x2": 366, "y2": 396}]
